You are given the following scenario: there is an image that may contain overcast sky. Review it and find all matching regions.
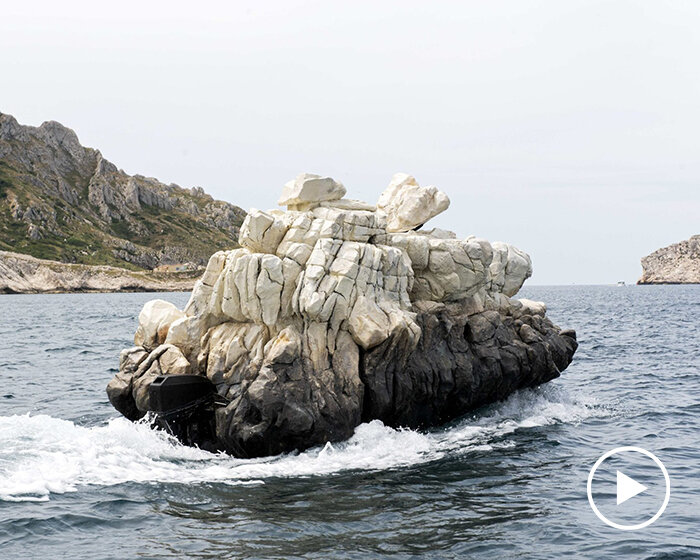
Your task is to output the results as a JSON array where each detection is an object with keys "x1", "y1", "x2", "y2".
[{"x1": 2, "y1": 0, "x2": 698, "y2": 284}]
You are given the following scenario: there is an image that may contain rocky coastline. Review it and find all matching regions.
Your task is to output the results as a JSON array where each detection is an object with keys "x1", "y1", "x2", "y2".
[
  {"x1": 0, "y1": 250, "x2": 200, "y2": 294},
  {"x1": 107, "y1": 173, "x2": 578, "y2": 457},
  {"x1": 638, "y1": 235, "x2": 700, "y2": 284},
  {"x1": 0, "y1": 112, "x2": 245, "y2": 270}
]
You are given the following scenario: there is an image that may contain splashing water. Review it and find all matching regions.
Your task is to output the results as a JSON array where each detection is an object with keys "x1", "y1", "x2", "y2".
[{"x1": 0, "y1": 385, "x2": 604, "y2": 503}]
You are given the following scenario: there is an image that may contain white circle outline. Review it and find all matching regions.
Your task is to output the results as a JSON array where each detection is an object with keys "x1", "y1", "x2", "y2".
[{"x1": 587, "y1": 446, "x2": 671, "y2": 531}]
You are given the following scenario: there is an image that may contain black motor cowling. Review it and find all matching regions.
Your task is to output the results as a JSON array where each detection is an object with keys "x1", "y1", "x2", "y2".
[{"x1": 148, "y1": 375, "x2": 222, "y2": 452}]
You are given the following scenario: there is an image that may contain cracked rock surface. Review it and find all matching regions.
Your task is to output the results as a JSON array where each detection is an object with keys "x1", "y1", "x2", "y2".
[
  {"x1": 638, "y1": 235, "x2": 700, "y2": 284},
  {"x1": 107, "y1": 173, "x2": 578, "y2": 457}
]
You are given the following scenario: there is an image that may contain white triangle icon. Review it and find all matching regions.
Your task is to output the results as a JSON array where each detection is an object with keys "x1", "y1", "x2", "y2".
[{"x1": 617, "y1": 470, "x2": 647, "y2": 505}]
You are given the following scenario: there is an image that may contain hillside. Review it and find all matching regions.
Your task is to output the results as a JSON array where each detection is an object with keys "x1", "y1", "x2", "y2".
[
  {"x1": 0, "y1": 112, "x2": 245, "y2": 270},
  {"x1": 638, "y1": 235, "x2": 700, "y2": 284}
]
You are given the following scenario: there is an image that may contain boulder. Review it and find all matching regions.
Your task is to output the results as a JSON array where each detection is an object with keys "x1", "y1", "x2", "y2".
[
  {"x1": 278, "y1": 173, "x2": 346, "y2": 208},
  {"x1": 377, "y1": 173, "x2": 450, "y2": 232},
  {"x1": 108, "y1": 172, "x2": 578, "y2": 458},
  {"x1": 133, "y1": 299, "x2": 186, "y2": 350},
  {"x1": 239, "y1": 209, "x2": 289, "y2": 254},
  {"x1": 106, "y1": 346, "x2": 148, "y2": 421},
  {"x1": 489, "y1": 242, "x2": 533, "y2": 297},
  {"x1": 157, "y1": 344, "x2": 191, "y2": 375}
]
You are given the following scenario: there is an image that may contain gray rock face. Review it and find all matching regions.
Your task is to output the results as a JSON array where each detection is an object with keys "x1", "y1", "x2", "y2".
[
  {"x1": 0, "y1": 112, "x2": 245, "y2": 269},
  {"x1": 361, "y1": 300, "x2": 577, "y2": 428},
  {"x1": 107, "y1": 174, "x2": 577, "y2": 457},
  {"x1": 638, "y1": 236, "x2": 700, "y2": 284}
]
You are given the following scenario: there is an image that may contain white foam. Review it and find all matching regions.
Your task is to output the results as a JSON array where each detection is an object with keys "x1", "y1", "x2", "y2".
[{"x1": 0, "y1": 384, "x2": 605, "y2": 502}]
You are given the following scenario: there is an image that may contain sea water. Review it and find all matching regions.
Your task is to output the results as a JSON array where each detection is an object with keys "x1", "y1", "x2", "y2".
[{"x1": 0, "y1": 286, "x2": 698, "y2": 559}]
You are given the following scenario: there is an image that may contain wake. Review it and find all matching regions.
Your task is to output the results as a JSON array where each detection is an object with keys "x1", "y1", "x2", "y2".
[{"x1": 0, "y1": 384, "x2": 606, "y2": 502}]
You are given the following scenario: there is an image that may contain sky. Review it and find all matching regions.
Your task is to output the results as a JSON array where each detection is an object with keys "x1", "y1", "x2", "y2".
[{"x1": 1, "y1": 0, "x2": 698, "y2": 284}]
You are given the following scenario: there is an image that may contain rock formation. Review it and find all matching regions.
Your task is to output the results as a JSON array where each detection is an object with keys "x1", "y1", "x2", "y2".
[
  {"x1": 0, "y1": 112, "x2": 245, "y2": 270},
  {"x1": 0, "y1": 250, "x2": 199, "y2": 294},
  {"x1": 107, "y1": 173, "x2": 578, "y2": 457},
  {"x1": 638, "y1": 236, "x2": 700, "y2": 284}
]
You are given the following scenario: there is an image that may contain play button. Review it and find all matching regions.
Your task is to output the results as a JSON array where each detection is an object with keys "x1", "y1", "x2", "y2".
[
  {"x1": 616, "y1": 470, "x2": 647, "y2": 505},
  {"x1": 587, "y1": 446, "x2": 670, "y2": 531}
]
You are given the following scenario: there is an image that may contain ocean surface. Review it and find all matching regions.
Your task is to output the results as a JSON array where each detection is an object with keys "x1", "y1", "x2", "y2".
[{"x1": 0, "y1": 285, "x2": 698, "y2": 559}]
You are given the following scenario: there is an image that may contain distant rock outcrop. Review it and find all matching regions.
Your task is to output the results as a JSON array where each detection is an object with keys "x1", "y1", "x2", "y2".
[
  {"x1": 638, "y1": 236, "x2": 700, "y2": 284},
  {"x1": 0, "y1": 250, "x2": 199, "y2": 294},
  {"x1": 0, "y1": 112, "x2": 245, "y2": 269},
  {"x1": 107, "y1": 172, "x2": 578, "y2": 458}
]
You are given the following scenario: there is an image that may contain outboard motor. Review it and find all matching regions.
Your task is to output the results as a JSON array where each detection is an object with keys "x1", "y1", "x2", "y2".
[{"x1": 148, "y1": 375, "x2": 223, "y2": 452}]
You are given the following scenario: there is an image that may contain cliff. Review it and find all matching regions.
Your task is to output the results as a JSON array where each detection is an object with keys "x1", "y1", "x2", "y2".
[
  {"x1": 638, "y1": 236, "x2": 700, "y2": 284},
  {"x1": 107, "y1": 172, "x2": 578, "y2": 457},
  {"x1": 0, "y1": 250, "x2": 199, "y2": 294},
  {"x1": 0, "y1": 112, "x2": 245, "y2": 270}
]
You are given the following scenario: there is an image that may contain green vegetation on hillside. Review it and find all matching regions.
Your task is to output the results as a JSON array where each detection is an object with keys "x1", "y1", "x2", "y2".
[{"x1": 0, "y1": 114, "x2": 245, "y2": 269}]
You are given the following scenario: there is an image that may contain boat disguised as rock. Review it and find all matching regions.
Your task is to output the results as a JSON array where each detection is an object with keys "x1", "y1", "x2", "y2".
[{"x1": 107, "y1": 173, "x2": 578, "y2": 457}]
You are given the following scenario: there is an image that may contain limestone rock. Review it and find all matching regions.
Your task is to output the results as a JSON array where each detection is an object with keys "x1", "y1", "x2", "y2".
[
  {"x1": 638, "y1": 235, "x2": 700, "y2": 284},
  {"x1": 278, "y1": 173, "x2": 346, "y2": 207},
  {"x1": 239, "y1": 209, "x2": 289, "y2": 254},
  {"x1": 133, "y1": 359, "x2": 162, "y2": 413},
  {"x1": 319, "y1": 198, "x2": 376, "y2": 211},
  {"x1": 108, "y1": 171, "x2": 578, "y2": 459},
  {"x1": 134, "y1": 299, "x2": 186, "y2": 350},
  {"x1": 377, "y1": 173, "x2": 450, "y2": 233},
  {"x1": 165, "y1": 316, "x2": 197, "y2": 352},
  {"x1": 264, "y1": 326, "x2": 302, "y2": 365},
  {"x1": 348, "y1": 296, "x2": 391, "y2": 349},
  {"x1": 202, "y1": 322, "x2": 269, "y2": 388},
  {"x1": 489, "y1": 242, "x2": 533, "y2": 297},
  {"x1": 377, "y1": 172, "x2": 418, "y2": 208},
  {"x1": 106, "y1": 346, "x2": 148, "y2": 421},
  {"x1": 157, "y1": 344, "x2": 191, "y2": 375},
  {"x1": 184, "y1": 251, "x2": 228, "y2": 319}
]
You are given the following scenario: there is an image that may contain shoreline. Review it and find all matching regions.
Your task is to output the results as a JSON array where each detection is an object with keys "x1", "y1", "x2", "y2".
[
  {"x1": 0, "y1": 250, "x2": 201, "y2": 295},
  {"x1": 1, "y1": 287, "x2": 195, "y2": 295}
]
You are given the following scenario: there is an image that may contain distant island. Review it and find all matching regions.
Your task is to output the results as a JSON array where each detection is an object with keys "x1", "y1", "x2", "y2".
[
  {"x1": 638, "y1": 235, "x2": 700, "y2": 284},
  {"x1": 0, "y1": 112, "x2": 245, "y2": 293}
]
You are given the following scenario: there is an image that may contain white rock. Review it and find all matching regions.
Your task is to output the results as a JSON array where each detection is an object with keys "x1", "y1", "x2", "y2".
[
  {"x1": 518, "y1": 298, "x2": 546, "y2": 316},
  {"x1": 257, "y1": 254, "x2": 284, "y2": 326},
  {"x1": 420, "y1": 228, "x2": 457, "y2": 239},
  {"x1": 278, "y1": 173, "x2": 346, "y2": 207},
  {"x1": 377, "y1": 172, "x2": 418, "y2": 209},
  {"x1": 184, "y1": 251, "x2": 227, "y2": 317},
  {"x1": 157, "y1": 344, "x2": 191, "y2": 375},
  {"x1": 239, "y1": 209, "x2": 289, "y2": 254},
  {"x1": 264, "y1": 326, "x2": 302, "y2": 365},
  {"x1": 203, "y1": 322, "x2": 269, "y2": 385},
  {"x1": 377, "y1": 174, "x2": 450, "y2": 233},
  {"x1": 502, "y1": 245, "x2": 532, "y2": 297},
  {"x1": 489, "y1": 242, "x2": 532, "y2": 297},
  {"x1": 122, "y1": 172, "x2": 541, "y2": 409},
  {"x1": 133, "y1": 360, "x2": 161, "y2": 412},
  {"x1": 165, "y1": 315, "x2": 206, "y2": 366},
  {"x1": 319, "y1": 198, "x2": 376, "y2": 211},
  {"x1": 348, "y1": 296, "x2": 391, "y2": 349},
  {"x1": 134, "y1": 299, "x2": 186, "y2": 350}
]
